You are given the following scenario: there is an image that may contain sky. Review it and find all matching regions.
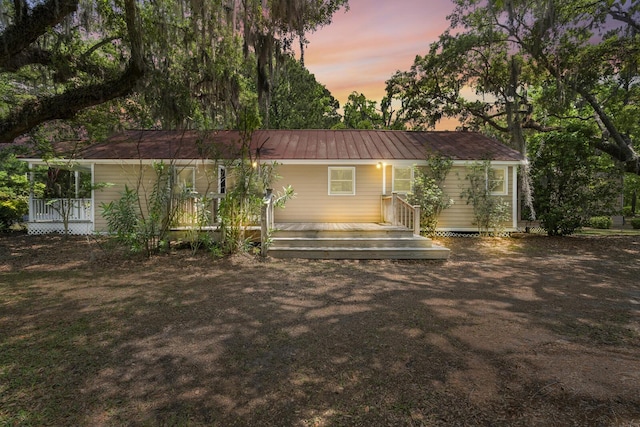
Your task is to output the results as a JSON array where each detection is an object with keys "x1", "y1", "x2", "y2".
[{"x1": 302, "y1": 0, "x2": 456, "y2": 109}]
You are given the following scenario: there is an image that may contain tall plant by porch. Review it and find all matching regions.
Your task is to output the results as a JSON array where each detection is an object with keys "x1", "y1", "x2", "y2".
[
  {"x1": 461, "y1": 160, "x2": 510, "y2": 236},
  {"x1": 102, "y1": 161, "x2": 176, "y2": 256},
  {"x1": 406, "y1": 154, "x2": 453, "y2": 236}
]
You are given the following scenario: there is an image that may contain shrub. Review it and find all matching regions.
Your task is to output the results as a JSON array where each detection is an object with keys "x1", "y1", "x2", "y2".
[
  {"x1": 630, "y1": 218, "x2": 640, "y2": 229},
  {"x1": 622, "y1": 206, "x2": 633, "y2": 217},
  {"x1": 406, "y1": 154, "x2": 453, "y2": 236},
  {"x1": 0, "y1": 199, "x2": 27, "y2": 230},
  {"x1": 529, "y1": 128, "x2": 621, "y2": 236},
  {"x1": 589, "y1": 216, "x2": 612, "y2": 229},
  {"x1": 460, "y1": 160, "x2": 511, "y2": 236}
]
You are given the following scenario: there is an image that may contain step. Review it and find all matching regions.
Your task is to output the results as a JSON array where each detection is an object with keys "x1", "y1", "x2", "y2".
[
  {"x1": 272, "y1": 229, "x2": 416, "y2": 239},
  {"x1": 270, "y1": 236, "x2": 434, "y2": 249},
  {"x1": 268, "y1": 246, "x2": 450, "y2": 260}
]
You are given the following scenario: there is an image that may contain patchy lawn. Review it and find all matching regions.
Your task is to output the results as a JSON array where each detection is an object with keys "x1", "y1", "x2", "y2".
[{"x1": 1, "y1": 233, "x2": 639, "y2": 426}]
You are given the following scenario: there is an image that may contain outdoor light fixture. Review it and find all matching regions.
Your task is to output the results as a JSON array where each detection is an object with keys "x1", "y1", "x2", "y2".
[
  {"x1": 377, "y1": 162, "x2": 383, "y2": 169},
  {"x1": 252, "y1": 161, "x2": 258, "y2": 168}
]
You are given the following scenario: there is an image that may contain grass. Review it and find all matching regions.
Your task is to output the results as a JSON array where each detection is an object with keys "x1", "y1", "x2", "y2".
[{"x1": 576, "y1": 227, "x2": 640, "y2": 236}]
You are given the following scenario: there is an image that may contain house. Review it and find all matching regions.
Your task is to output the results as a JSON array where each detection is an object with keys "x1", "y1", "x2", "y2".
[{"x1": 21, "y1": 129, "x2": 525, "y2": 258}]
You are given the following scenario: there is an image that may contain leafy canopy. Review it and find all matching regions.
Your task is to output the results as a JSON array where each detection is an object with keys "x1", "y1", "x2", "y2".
[{"x1": 386, "y1": 0, "x2": 640, "y2": 174}]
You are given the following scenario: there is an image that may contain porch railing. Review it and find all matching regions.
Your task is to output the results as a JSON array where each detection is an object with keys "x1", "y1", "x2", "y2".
[
  {"x1": 260, "y1": 191, "x2": 275, "y2": 256},
  {"x1": 381, "y1": 192, "x2": 421, "y2": 235},
  {"x1": 30, "y1": 198, "x2": 92, "y2": 222},
  {"x1": 171, "y1": 194, "x2": 224, "y2": 227}
]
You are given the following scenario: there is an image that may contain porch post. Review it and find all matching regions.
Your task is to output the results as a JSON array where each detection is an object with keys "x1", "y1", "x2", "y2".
[
  {"x1": 413, "y1": 205, "x2": 421, "y2": 236},
  {"x1": 391, "y1": 192, "x2": 398, "y2": 226},
  {"x1": 28, "y1": 163, "x2": 33, "y2": 224},
  {"x1": 74, "y1": 170, "x2": 80, "y2": 198},
  {"x1": 260, "y1": 198, "x2": 268, "y2": 257}
]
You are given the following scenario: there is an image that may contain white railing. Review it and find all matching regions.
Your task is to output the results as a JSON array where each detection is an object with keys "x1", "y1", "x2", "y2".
[
  {"x1": 171, "y1": 194, "x2": 224, "y2": 227},
  {"x1": 30, "y1": 198, "x2": 92, "y2": 222},
  {"x1": 260, "y1": 191, "x2": 275, "y2": 256},
  {"x1": 381, "y1": 192, "x2": 421, "y2": 235}
]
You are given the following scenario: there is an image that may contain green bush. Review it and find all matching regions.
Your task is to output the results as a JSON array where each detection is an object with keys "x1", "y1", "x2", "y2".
[
  {"x1": 630, "y1": 218, "x2": 640, "y2": 229},
  {"x1": 622, "y1": 206, "x2": 633, "y2": 217},
  {"x1": 0, "y1": 199, "x2": 27, "y2": 230},
  {"x1": 589, "y1": 216, "x2": 612, "y2": 229}
]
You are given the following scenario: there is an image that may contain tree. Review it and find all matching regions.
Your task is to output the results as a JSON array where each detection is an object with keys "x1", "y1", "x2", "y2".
[
  {"x1": 386, "y1": 0, "x2": 640, "y2": 175},
  {"x1": 0, "y1": 0, "x2": 144, "y2": 144},
  {"x1": 240, "y1": 0, "x2": 349, "y2": 128},
  {"x1": 339, "y1": 92, "x2": 383, "y2": 129},
  {"x1": 1, "y1": 0, "x2": 350, "y2": 142},
  {"x1": 269, "y1": 55, "x2": 341, "y2": 129},
  {"x1": 0, "y1": 147, "x2": 33, "y2": 230},
  {"x1": 530, "y1": 127, "x2": 622, "y2": 236}
]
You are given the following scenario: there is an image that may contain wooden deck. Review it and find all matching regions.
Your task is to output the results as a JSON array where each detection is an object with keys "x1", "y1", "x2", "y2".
[{"x1": 269, "y1": 222, "x2": 450, "y2": 260}]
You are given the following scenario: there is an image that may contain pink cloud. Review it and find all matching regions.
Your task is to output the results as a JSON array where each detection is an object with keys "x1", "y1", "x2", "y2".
[{"x1": 303, "y1": 0, "x2": 455, "y2": 107}]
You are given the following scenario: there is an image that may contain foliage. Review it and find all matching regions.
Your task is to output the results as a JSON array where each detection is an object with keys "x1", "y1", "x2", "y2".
[
  {"x1": 589, "y1": 216, "x2": 613, "y2": 230},
  {"x1": 101, "y1": 162, "x2": 174, "y2": 256},
  {"x1": 0, "y1": 150, "x2": 30, "y2": 230},
  {"x1": 406, "y1": 154, "x2": 453, "y2": 236},
  {"x1": 101, "y1": 185, "x2": 139, "y2": 243},
  {"x1": 0, "y1": 0, "x2": 145, "y2": 143},
  {"x1": 339, "y1": 92, "x2": 404, "y2": 130},
  {"x1": 0, "y1": 0, "x2": 349, "y2": 143},
  {"x1": 269, "y1": 55, "x2": 341, "y2": 129},
  {"x1": 623, "y1": 174, "x2": 640, "y2": 216},
  {"x1": 631, "y1": 218, "x2": 640, "y2": 229},
  {"x1": 460, "y1": 160, "x2": 511, "y2": 236},
  {"x1": 218, "y1": 157, "x2": 285, "y2": 254},
  {"x1": 530, "y1": 129, "x2": 622, "y2": 236},
  {"x1": 385, "y1": 0, "x2": 640, "y2": 174},
  {"x1": 341, "y1": 92, "x2": 384, "y2": 129}
]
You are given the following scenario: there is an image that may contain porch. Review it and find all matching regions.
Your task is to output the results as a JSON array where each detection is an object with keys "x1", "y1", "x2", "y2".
[{"x1": 27, "y1": 198, "x2": 93, "y2": 235}]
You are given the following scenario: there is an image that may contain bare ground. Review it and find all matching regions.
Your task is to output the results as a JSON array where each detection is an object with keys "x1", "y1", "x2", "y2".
[{"x1": 1, "y1": 233, "x2": 639, "y2": 426}]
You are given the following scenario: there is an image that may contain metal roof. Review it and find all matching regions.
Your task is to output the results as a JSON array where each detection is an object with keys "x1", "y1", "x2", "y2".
[{"x1": 75, "y1": 129, "x2": 524, "y2": 162}]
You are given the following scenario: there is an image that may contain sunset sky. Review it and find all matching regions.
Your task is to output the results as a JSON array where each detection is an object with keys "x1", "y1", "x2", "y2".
[{"x1": 302, "y1": 0, "x2": 456, "y2": 108}]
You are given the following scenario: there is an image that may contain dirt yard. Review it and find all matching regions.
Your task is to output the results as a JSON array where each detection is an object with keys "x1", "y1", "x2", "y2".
[{"x1": 1, "y1": 233, "x2": 639, "y2": 426}]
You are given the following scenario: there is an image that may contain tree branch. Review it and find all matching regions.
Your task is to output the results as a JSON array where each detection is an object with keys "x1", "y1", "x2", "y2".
[
  {"x1": 0, "y1": 0, "x2": 145, "y2": 143},
  {"x1": 580, "y1": 89, "x2": 640, "y2": 173},
  {"x1": 0, "y1": 0, "x2": 79, "y2": 68},
  {"x1": 0, "y1": 62, "x2": 143, "y2": 143},
  {"x1": 1, "y1": 47, "x2": 52, "y2": 71}
]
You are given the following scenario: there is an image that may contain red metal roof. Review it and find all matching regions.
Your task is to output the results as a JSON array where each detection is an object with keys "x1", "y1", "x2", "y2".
[{"x1": 76, "y1": 129, "x2": 524, "y2": 162}]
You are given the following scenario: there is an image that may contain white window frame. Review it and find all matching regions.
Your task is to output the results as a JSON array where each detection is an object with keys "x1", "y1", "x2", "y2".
[
  {"x1": 488, "y1": 166, "x2": 508, "y2": 196},
  {"x1": 392, "y1": 166, "x2": 414, "y2": 193},
  {"x1": 328, "y1": 167, "x2": 356, "y2": 196}
]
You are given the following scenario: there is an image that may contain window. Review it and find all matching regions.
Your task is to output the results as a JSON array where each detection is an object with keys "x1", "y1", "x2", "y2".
[
  {"x1": 173, "y1": 167, "x2": 195, "y2": 192},
  {"x1": 328, "y1": 167, "x2": 355, "y2": 195},
  {"x1": 218, "y1": 166, "x2": 226, "y2": 194},
  {"x1": 393, "y1": 166, "x2": 413, "y2": 193},
  {"x1": 488, "y1": 167, "x2": 507, "y2": 195}
]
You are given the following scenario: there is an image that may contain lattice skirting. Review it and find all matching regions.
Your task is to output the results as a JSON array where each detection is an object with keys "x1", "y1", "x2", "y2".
[
  {"x1": 432, "y1": 230, "x2": 514, "y2": 238},
  {"x1": 28, "y1": 222, "x2": 94, "y2": 235}
]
